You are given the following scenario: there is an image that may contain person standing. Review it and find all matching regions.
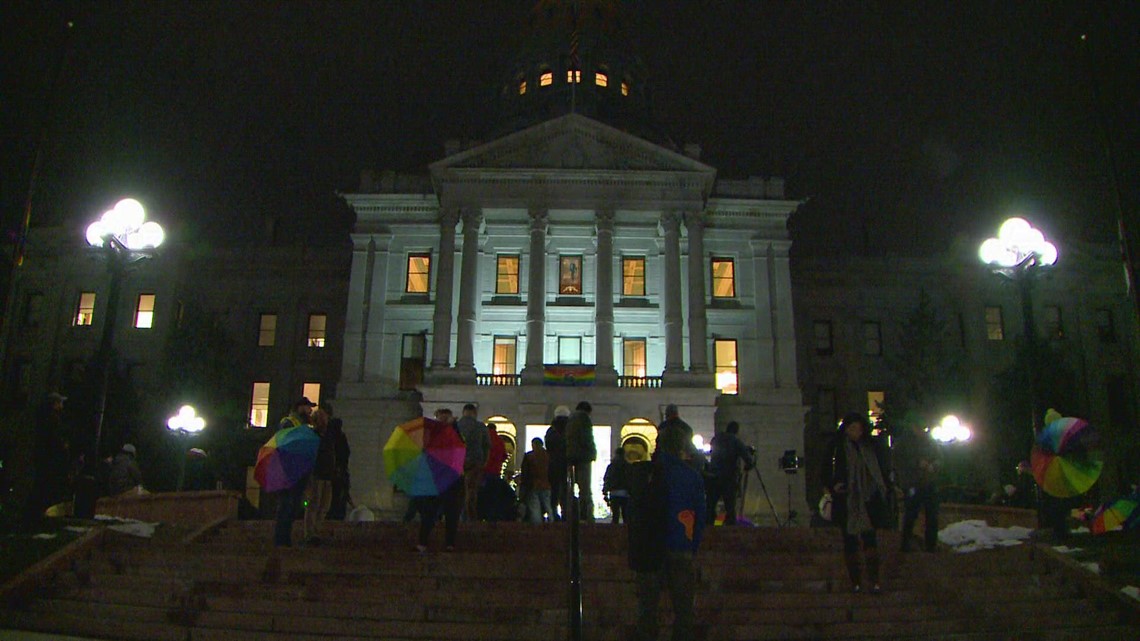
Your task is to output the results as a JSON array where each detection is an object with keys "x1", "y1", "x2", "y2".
[
  {"x1": 545, "y1": 406, "x2": 570, "y2": 520},
  {"x1": 455, "y1": 403, "x2": 490, "y2": 521},
  {"x1": 273, "y1": 398, "x2": 316, "y2": 547},
  {"x1": 416, "y1": 408, "x2": 463, "y2": 552},
  {"x1": 629, "y1": 448, "x2": 706, "y2": 640},
  {"x1": 107, "y1": 444, "x2": 143, "y2": 495},
  {"x1": 894, "y1": 422, "x2": 942, "y2": 552},
  {"x1": 27, "y1": 392, "x2": 71, "y2": 522},
  {"x1": 521, "y1": 437, "x2": 552, "y2": 523},
  {"x1": 565, "y1": 401, "x2": 597, "y2": 522},
  {"x1": 657, "y1": 404, "x2": 698, "y2": 466},
  {"x1": 706, "y1": 421, "x2": 755, "y2": 525},
  {"x1": 822, "y1": 412, "x2": 892, "y2": 593},
  {"x1": 603, "y1": 447, "x2": 631, "y2": 524},
  {"x1": 325, "y1": 403, "x2": 351, "y2": 520},
  {"x1": 304, "y1": 408, "x2": 335, "y2": 546}
]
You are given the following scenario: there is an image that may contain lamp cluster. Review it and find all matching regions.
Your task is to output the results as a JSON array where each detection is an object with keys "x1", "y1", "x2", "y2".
[
  {"x1": 930, "y1": 415, "x2": 972, "y2": 444},
  {"x1": 167, "y1": 405, "x2": 206, "y2": 435},
  {"x1": 85, "y1": 198, "x2": 165, "y2": 250},
  {"x1": 978, "y1": 217, "x2": 1057, "y2": 268}
]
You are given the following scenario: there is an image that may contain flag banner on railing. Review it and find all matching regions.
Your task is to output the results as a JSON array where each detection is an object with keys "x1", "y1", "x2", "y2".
[{"x1": 543, "y1": 365, "x2": 595, "y2": 386}]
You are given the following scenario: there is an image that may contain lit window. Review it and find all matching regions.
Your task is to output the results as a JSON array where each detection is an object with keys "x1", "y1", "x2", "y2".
[
  {"x1": 567, "y1": 69, "x2": 581, "y2": 83},
  {"x1": 249, "y1": 382, "x2": 270, "y2": 428},
  {"x1": 259, "y1": 314, "x2": 277, "y2": 347},
  {"x1": 406, "y1": 253, "x2": 431, "y2": 293},
  {"x1": 711, "y1": 258, "x2": 735, "y2": 298},
  {"x1": 867, "y1": 391, "x2": 885, "y2": 425},
  {"x1": 814, "y1": 320, "x2": 833, "y2": 355},
  {"x1": 496, "y1": 255, "x2": 520, "y2": 294},
  {"x1": 595, "y1": 72, "x2": 608, "y2": 87},
  {"x1": 558, "y1": 336, "x2": 582, "y2": 364},
  {"x1": 714, "y1": 339, "x2": 738, "y2": 395},
  {"x1": 540, "y1": 71, "x2": 553, "y2": 86},
  {"x1": 1096, "y1": 308, "x2": 1115, "y2": 343},
  {"x1": 1043, "y1": 305, "x2": 1064, "y2": 340},
  {"x1": 621, "y1": 81, "x2": 630, "y2": 96},
  {"x1": 985, "y1": 306, "x2": 1004, "y2": 341},
  {"x1": 623, "y1": 339, "x2": 647, "y2": 378},
  {"x1": 518, "y1": 80, "x2": 527, "y2": 95},
  {"x1": 622, "y1": 257, "x2": 645, "y2": 296},
  {"x1": 559, "y1": 255, "x2": 582, "y2": 295},
  {"x1": 75, "y1": 292, "x2": 96, "y2": 327},
  {"x1": 302, "y1": 382, "x2": 321, "y2": 408},
  {"x1": 134, "y1": 294, "x2": 156, "y2": 329},
  {"x1": 308, "y1": 314, "x2": 327, "y2": 348},
  {"x1": 862, "y1": 321, "x2": 882, "y2": 356},
  {"x1": 493, "y1": 337, "x2": 517, "y2": 375}
]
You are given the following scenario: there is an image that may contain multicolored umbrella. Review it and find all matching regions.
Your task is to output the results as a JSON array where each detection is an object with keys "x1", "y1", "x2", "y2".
[
  {"x1": 383, "y1": 417, "x2": 465, "y2": 497},
  {"x1": 1030, "y1": 410, "x2": 1102, "y2": 498},
  {"x1": 1090, "y1": 496, "x2": 1139, "y2": 534},
  {"x1": 254, "y1": 425, "x2": 320, "y2": 492}
]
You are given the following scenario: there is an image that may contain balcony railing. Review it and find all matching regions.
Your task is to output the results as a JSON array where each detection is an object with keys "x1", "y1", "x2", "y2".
[
  {"x1": 617, "y1": 375, "x2": 662, "y2": 388},
  {"x1": 473, "y1": 373, "x2": 663, "y2": 388},
  {"x1": 476, "y1": 373, "x2": 521, "y2": 386}
]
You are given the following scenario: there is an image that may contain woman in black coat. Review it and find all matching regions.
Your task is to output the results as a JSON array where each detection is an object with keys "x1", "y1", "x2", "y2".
[{"x1": 821, "y1": 412, "x2": 892, "y2": 593}]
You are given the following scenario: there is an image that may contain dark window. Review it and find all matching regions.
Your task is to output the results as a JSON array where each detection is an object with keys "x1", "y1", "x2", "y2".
[
  {"x1": 814, "y1": 320, "x2": 833, "y2": 356},
  {"x1": 863, "y1": 321, "x2": 882, "y2": 356},
  {"x1": 400, "y1": 334, "x2": 427, "y2": 390},
  {"x1": 1095, "y1": 309, "x2": 1116, "y2": 343}
]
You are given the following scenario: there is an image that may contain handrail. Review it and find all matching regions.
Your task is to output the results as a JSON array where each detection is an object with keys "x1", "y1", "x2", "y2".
[
  {"x1": 567, "y1": 464, "x2": 583, "y2": 641},
  {"x1": 616, "y1": 375, "x2": 663, "y2": 388}
]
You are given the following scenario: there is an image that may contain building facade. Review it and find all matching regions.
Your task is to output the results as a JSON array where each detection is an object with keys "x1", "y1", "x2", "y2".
[{"x1": 337, "y1": 114, "x2": 806, "y2": 522}]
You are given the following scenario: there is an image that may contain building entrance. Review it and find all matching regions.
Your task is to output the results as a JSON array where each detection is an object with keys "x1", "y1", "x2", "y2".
[{"x1": 525, "y1": 423, "x2": 611, "y2": 520}]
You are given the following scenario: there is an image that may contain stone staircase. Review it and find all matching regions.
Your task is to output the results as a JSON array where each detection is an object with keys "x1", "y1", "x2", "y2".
[{"x1": 1, "y1": 519, "x2": 1137, "y2": 640}]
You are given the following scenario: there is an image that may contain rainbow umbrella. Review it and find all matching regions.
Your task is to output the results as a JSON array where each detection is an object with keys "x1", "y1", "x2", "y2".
[
  {"x1": 383, "y1": 417, "x2": 465, "y2": 497},
  {"x1": 254, "y1": 425, "x2": 320, "y2": 492},
  {"x1": 1090, "y1": 496, "x2": 1139, "y2": 534},
  {"x1": 1030, "y1": 411, "x2": 1102, "y2": 498}
]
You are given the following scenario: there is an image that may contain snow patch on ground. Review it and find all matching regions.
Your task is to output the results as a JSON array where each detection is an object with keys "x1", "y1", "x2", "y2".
[
  {"x1": 1121, "y1": 586, "x2": 1140, "y2": 601},
  {"x1": 94, "y1": 515, "x2": 158, "y2": 538},
  {"x1": 938, "y1": 520, "x2": 1033, "y2": 553}
]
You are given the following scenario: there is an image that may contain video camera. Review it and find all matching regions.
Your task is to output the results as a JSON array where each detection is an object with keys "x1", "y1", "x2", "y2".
[{"x1": 778, "y1": 449, "x2": 803, "y2": 474}]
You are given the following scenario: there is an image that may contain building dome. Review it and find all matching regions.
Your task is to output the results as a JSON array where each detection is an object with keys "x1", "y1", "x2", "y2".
[{"x1": 488, "y1": 0, "x2": 672, "y2": 147}]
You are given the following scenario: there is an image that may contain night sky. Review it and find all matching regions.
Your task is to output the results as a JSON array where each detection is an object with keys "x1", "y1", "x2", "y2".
[{"x1": 4, "y1": 1, "x2": 1138, "y2": 255}]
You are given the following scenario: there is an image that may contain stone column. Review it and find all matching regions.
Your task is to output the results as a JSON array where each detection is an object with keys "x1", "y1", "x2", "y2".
[
  {"x1": 429, "y1": 208, "x2": 459, "y2": 370},
  {"x1": 594, "y1": 210, "x2": 617, "y2": 385},
  {"x1": 685, "y1": 212, "x2": 709, "y2": 374},
  {"x1": 661, "y1": 211, "x2": 684, "y2": 375},
  {"x1": 454, "y1": 208, "x2": 482, "y2": 377},
  {"x1": 521, "y1": 208, "x2": 548, "y2": 384}
]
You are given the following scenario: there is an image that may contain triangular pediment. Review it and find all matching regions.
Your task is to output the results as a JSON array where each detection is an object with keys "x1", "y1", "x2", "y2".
[{"x1": 430, "y1": 114, "x2": 713, "y2": 174}]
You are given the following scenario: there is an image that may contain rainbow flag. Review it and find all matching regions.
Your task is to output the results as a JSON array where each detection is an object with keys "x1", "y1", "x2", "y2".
[{"x1": 543, "y1": 365, "x2": 595, "y2": 387}]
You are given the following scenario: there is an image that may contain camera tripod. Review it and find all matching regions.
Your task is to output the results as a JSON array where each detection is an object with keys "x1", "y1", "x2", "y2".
[{"x1": 737, "y1": 461, "x2": 785, "y2": 527}]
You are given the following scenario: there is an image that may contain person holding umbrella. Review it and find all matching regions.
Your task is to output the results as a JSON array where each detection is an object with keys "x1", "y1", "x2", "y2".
[{"x1": 258, "y1": 398, "x2": 320, "y2": 547}]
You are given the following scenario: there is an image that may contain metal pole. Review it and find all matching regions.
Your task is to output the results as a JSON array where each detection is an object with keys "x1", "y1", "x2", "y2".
[
  {"x1": 74, "y1": 247, "x2": 124, "y2": 519},
  {"x1": 176, "y1": 434, "x2": 188, "y2": 492},
  {"x1": 567, "y1": 464, "x2": 582, "y2": 641},
  {"x1": 1018, "y1": 271, "x2": 1044, "y2": 528}
]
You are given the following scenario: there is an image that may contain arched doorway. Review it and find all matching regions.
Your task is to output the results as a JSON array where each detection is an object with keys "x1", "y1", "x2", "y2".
[{"x1": 620, "y1": 418, "x2": 657, "y2": 462}]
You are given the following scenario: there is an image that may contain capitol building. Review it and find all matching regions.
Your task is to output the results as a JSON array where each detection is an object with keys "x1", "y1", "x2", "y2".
[{"x1": 4, "y1": 1, "x2": 1136, "y2": 522}]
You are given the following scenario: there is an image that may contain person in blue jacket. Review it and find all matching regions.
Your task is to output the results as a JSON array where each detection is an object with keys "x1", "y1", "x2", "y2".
[{"x1": 628, "y1": 447, "x2": 706, "y2": 640}]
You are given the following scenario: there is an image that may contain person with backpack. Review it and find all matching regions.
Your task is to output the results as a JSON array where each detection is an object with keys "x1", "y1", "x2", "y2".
[{"x1": 564, "y1": 401, "x2": 597, "y2": 522}]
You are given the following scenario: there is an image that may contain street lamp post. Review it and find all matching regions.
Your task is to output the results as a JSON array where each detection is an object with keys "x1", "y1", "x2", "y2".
[
  {"x1": 73, "y1": 199, "x2": 164, "y2": 519},
  {"x1": 167, "y1": 405, "x2": 206, "y2": 491},
  {"x1": 980, "y1": 217, "x2": 1056, "y2": 526}
]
